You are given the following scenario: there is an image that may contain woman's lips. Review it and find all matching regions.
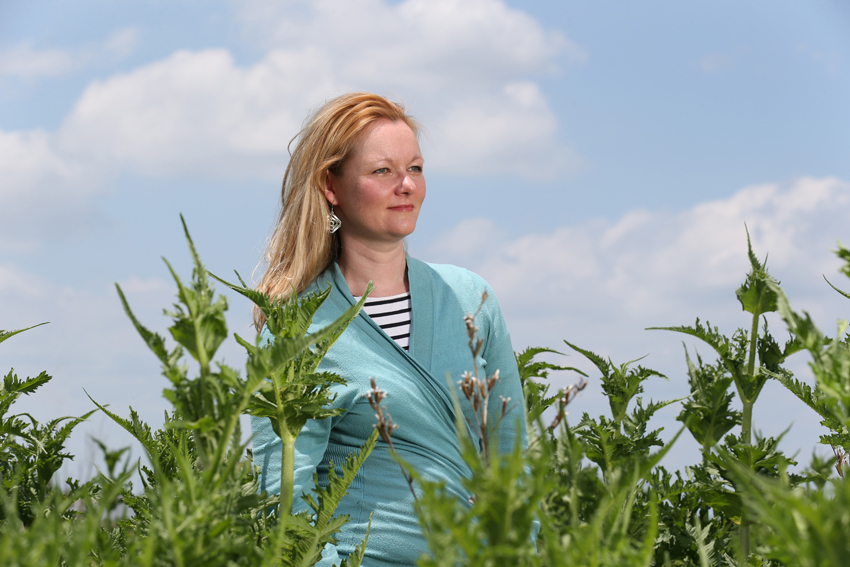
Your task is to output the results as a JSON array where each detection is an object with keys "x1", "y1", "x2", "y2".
[{"x1": 389, "y1": 204, "x2": 414, "y2": 211}]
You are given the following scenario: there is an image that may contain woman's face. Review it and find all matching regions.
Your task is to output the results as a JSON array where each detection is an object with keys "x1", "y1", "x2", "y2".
[{"x1": 324, "y1": 118, "x2": 425, "y2": 248}]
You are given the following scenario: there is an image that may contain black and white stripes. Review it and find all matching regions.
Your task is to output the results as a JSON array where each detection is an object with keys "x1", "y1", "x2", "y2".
[{"x1": 355, "y1": 292, "x2": 412, "y2": 351}]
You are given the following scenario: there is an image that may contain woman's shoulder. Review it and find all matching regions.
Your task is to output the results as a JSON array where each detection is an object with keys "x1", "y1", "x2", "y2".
[{"x1": 410, "y1": 257, "x2": 493, "y2": 296}]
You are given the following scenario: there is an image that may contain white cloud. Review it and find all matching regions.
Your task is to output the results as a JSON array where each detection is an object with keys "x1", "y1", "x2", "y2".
[
  {"x1": 0, "y1": 129, "x2": 103, "y2": 251},
  {"x1": 2, "y1": 0, "x2": 580, "y2": 248},
  {"x1": 0, "y1": 263, "x2": 48, "y2": 297},
  {"x1": 0, "y1": 28, "x2": 140, "y2": 80},
  {"x1": 428, "y1": 82, "x2": 583, "y2": 178},
  {"x1": 55, "y1": 0, "x2": 578, "y2": 179},
  {"x1": 103, "y1": 28, "x2": 141, "y2": 62},
  {"x1": 428, "y1": 177, "x2": 850, "y2": 340},
  {"x1": 0, "y1": 43, "x2": 80, "y2": 79},
  {"x1": 236, "y1": 0, "x2": 586, "y2": 85},
  {"x1": 0, "y1": 130, "x2": 77, "y2": 198},
  {"x1": 234, "y1": 0, "x2": 584, "y2": 178},
  {"x1": 57, "y1": 48, "x2": 331, "y2": 178},
  {"x1": 430, "y1": 217, "x2": 506, "y2": 258}
]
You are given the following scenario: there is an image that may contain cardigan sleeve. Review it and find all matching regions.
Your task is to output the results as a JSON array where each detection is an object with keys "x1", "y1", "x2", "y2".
[
  {"x1": 479, "y1": 285, "x2": 541, "y2": 546},
  {"x1": 479, "y1": 285, "x2": 528, "y2": 457}
]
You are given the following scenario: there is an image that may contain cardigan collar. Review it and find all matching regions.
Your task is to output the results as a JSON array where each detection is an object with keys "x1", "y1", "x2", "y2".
[
  {"x1": 316, "y1": 255, "x2": 457, "y2": 423},
  {"x1": 319, "y1": 253, "x2": 435, "y2": 365}
]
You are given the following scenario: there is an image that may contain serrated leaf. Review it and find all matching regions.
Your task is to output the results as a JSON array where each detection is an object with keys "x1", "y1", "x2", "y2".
[
  {"x1": 115, "y1": 283, "x2": 174, "y2": 368},
  {"x1": 338, "y1": 515, "x2": 372, "y2": 567},
  {"x1": 735, "y1": 227, "x2": 779, "y2": 316},
  {"x1": 677, "y1": 349, "x2": 741, "y2": 450},
  {"x1": 1, "y1": 369, "x2": 52, "y2": 401},
  {"x1": 565, "y1": 340, "x2": 666, "y2": 424},
  {"x1": 515, "y1": 346, "x2": 585, "y2": 422},
  {"x1": 85, "y1": 391, "x2": 160, "y2": 461},
  {"x1": 0, "y1": 322, "x2": 48, "y2": 346}
]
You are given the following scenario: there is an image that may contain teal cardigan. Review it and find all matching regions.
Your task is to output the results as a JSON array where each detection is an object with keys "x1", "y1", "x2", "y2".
[{"x1": 251, "y1": 256, "x2": 529, "y2": 566}]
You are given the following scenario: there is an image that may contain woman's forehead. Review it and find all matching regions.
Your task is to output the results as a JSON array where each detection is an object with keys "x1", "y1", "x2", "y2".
[{"x1": 351, "y1": 119, "x2": 421, "y2": 161}]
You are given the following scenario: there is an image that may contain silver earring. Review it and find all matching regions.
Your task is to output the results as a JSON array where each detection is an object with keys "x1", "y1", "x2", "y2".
[{"x1": 328, "y1": 205, "x2": 341, "y2": 234}]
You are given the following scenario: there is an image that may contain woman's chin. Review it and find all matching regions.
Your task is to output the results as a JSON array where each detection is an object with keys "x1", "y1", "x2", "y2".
[{"x1": 379, "y1": 223, "x2": 419, "y2": 243}]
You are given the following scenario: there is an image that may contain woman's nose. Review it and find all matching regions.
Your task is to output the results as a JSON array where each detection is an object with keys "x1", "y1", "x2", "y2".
[{"x1": 399, "y1": 174, "x2": 416, "y2": 193}]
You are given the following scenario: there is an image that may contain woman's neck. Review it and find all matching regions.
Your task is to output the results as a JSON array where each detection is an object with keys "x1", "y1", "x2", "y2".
[{"x1": 337, "y1": 238, "x2": 408, "y2": 297}]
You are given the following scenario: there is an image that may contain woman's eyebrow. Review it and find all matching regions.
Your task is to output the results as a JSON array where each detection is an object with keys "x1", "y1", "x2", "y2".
[{"x1": 369, "y1": 153, "x2": 423, "y2": 163}]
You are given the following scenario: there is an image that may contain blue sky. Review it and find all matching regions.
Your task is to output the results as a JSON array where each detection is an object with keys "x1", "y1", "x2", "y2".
[{"x1": 2, "y1": 0, "x2": 849, "y2": 475}]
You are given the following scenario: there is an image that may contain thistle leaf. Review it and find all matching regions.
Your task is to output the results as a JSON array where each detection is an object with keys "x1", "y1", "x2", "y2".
[
  {"x1": 0, "y1": 322, "x2": 48, "y2": 346},
  {"x1": 115, "y1": 283, "x2": 173, "y2": 367},
  {"x1": 735, "y1": 228, "x2": 779, "y2": 317},
  {"x1": 677, "y1": 349, "x2": 741, "y2": 450}
]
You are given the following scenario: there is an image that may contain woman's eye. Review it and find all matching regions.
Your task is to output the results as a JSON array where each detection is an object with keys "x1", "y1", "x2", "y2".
[
  {"x1": 409, "y1": 165, "x2": 423, "y2": 173},
  {"x1": 374, "y1": 167, "x2": 389, "y2": 174}
]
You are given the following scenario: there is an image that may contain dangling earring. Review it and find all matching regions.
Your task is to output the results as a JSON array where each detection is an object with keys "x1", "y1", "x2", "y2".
[{"x1": 328, "y1": 204, "x2": 341, "y2": 234}]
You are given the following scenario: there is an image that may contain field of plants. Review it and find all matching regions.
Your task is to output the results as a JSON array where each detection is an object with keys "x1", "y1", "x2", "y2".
[{"x1": 2, "y1": 220, "x2": 850, "y2": 566}]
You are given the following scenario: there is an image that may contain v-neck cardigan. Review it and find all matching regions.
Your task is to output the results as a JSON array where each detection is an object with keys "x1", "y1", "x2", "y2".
[{"x1": 251, "y1": 256, "x2": 529, "y2": 567}]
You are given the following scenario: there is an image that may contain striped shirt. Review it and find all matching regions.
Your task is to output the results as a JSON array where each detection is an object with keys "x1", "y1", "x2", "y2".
[{"x1": 354, "y1": 292, "x2": 412, "y2": 351}]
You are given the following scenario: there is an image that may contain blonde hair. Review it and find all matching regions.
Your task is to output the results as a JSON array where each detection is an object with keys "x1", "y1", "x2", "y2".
[{"x1": 254, "y1": 92, "x2": 419, "y2": 330}]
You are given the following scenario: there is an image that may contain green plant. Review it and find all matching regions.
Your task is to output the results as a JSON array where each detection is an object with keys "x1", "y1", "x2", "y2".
[
  {"x1": 720, "y1": 242, "x2": 850, "y2": 565},
  {"x1": 0, "y1": 324, "x2": 95, "y2": 527},
  {"x1": 516, "y1": 346, "x2": 586, "y2": 425},
  {"x1": 6, "y1": 222, "x2": 850, "y2": 566},
  {"x1": 649, "y1": 233, "x2": 803, "y2": 559},
  {"x1": 208, "y1": 270, "x2": 372, "y2": 515},
  {"x1": 762, "y1": 245, "x2": 850, "y2": 464},
  {"x1": 0, "y1": 217, "x2": 379, "y2": 567}
]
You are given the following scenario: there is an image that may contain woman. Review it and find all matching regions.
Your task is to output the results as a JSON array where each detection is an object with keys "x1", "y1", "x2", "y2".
[{"x1": 251, "y1": 92, "x2": 528, "y2": 566}]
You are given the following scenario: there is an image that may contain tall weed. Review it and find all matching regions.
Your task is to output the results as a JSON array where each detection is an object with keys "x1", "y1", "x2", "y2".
[
  {"x1": 0, "y1": 218, "x2": 376, "y2": 566},
  {"x1": 3, "y1": 223, "x2": 850, "y2": 566}
]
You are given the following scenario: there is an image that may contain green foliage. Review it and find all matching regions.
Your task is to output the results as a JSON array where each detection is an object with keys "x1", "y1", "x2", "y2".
[
  {"x1": 765, "y1": 272, "x2": 850, "y2": 453},
  {"x1": 414, "y1": 310, "x2": 679, "y2": 567},
  {"x1": 295, "y1": 430, "x2": 378, "y2": 567},
  {"x1": 649, "y1": 464, "x2": 735, "y2": 565},
  {"x1": 735, "y1": 229, "x2": 779, "y2": 317},
  {"x1": 415, "y1": 232, "x2": 842, "y2": 567},
  {"x1": 415, "y1": 428, "x2": 547, "y2": 567},
  {"x1": 550, "y1": 480, "x2": 658, "y2": 567},
  {"x1": 648, "y1": 233, "x2": 806, "y2": 560},
  {"x1": 563, "y1": 341, "x2": 675, "y2": 478},
  {"x1": 211, "y1": 266, "x2": 371, "y2": 514},
  {"x1": 677, "y1": 349, "x2": 741, "y2": 451},
  {"x1": 0, "y1": 217, "x2": 375, "y2": 567},
  {"x1": 515, "y1": 347, "x2": 586, "y2": 424},
  {"x1": 0, "y1": 325, "x2": 95, "y2": 528},
  {"x1": 5, "y1": 223, "x2": 850, "y2": 567},
  {"x1": 730, "y1": 466, "x2": 850, "y2": 565}
]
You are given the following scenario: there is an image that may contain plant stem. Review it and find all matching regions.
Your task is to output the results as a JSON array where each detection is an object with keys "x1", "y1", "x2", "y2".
[
  {"x1": 739, "y1": 398, "x2": 754, "y2": 560},
  {"x1": 741, "y1": 403, "x2": 753, "y2": 448},
  {"x1": 275, "y1": 410, "x2": 295, "y2": 561},
  {"x1": 280, "y1": 428, "x2": 295, "y2": 515},
  {"x1": 742, "y1": 311, "x2": 759, "y2": 446},
  {"x1": 273, "y1": 366, "x2": 295, "y2": 516},
  {"x1": 739, "y1": 311, "x2": 760, "y2": 561}
]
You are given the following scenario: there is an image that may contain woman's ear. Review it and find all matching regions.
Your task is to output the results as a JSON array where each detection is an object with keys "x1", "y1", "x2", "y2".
[{"x1": 324, "y1": 170, "x2": 339, "y2": 206}]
